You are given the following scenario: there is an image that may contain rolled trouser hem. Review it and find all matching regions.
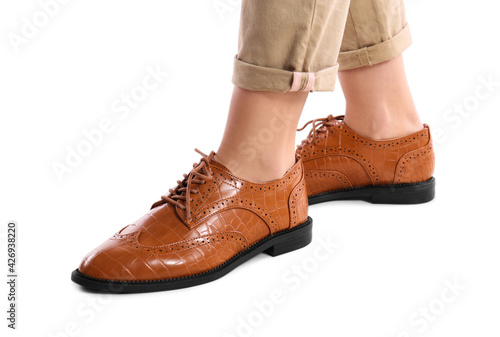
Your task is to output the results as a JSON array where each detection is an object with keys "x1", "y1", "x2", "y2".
[
  {"x1": 232, "y1": 56, "x2": 339, "y2": 92},
  {"x1": 338, "y1": 24, "x2": 412, "y2": 71}
]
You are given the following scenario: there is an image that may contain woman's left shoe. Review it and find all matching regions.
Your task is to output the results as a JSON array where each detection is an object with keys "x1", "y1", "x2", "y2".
[
  {"x1": 296, "y1": 115, "x2": 435, "y2": 205},
  {"x1": 71, "y1": 150, "x2": 311, "y2": 293}
]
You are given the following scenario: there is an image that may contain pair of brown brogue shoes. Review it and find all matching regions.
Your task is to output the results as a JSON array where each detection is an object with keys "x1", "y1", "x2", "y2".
[{"x1": 71, "y1": 115, "x2": 435, "y2": 293}]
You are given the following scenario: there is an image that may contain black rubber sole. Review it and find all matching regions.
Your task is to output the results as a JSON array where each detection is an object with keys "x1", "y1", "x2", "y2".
[
  {"x1": 71, "y1": 216, "x2": 313, "y2": 293},
  {"x1": 308, "y1": 177, "x2": 436, "y2": 205}
]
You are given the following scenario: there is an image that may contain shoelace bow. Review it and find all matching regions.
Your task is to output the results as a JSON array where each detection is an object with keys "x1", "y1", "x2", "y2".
[
  {"x1": 296, "y1": 115, "x2": 344, "y2": 151},
  {"x1": 152, "y1": 149, "x2": 215, "y2": 221}
]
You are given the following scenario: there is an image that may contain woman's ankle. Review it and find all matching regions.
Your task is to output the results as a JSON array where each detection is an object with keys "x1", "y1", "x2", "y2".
[
  {"x1": 339, "y1": 55, "x2": 423, "y2": 139},
  {"x1": 215, "y1": 87, "x2": 306, "y2": 183},
  {"x1": 343, "y1": 107, "x2": 423, "y2": 140},
  {"x1": 214, "y1": 149, "x2": 295, "y2": 183}
]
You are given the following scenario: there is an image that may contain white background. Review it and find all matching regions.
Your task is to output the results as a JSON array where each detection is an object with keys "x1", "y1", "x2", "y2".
[{"x1": 1, "y1": 0, "x2": 499, "y2": 336}]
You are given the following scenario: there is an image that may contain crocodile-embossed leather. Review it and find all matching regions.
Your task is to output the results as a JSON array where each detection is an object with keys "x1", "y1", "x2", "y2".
[
  {"x1": 296, "y1": 115, "x2": 435, "y2": 197},
  {"x1": 77, "y1": 151, "x2": 309, "y2": 282}
]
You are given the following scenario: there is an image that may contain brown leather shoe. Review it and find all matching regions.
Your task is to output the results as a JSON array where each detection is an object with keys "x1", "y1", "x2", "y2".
[
  {"x1": 296, "y1": 115, "x2": 435, "y2": 205},
  {"x1": 71, "y1": 150, "x2": 311, "y2": 293}
]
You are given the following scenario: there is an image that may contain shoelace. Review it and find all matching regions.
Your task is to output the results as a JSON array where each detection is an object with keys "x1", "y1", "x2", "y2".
[
  {"x1": 152, "y1": 149, "x2": 215, "y2": 221},
  {"x1": 296, "y1": 115, "x2": 344, "y2": 152}
]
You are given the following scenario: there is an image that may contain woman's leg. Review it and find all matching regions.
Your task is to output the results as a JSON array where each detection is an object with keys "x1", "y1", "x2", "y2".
[
  {"x1": 337, "y1": 0, "x2": 420, "y2": 139},
  {"x1": 339, "y1": 55, "x2": 422, "y2": 139},
  {"x1": 216, "y1": 0, "x2": 351, "y2": 182},
  {"x1": 295, "y1": 0, "x2": 435, "y2": 204},
  {"x1": 215, "y1": 88, "x2": 307, "y2": 183}
]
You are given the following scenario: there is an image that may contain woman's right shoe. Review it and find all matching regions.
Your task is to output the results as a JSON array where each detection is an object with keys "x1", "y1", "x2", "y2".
[
  {"x1": 71, "y1": 150, "x2": 311, "y2": 293},
  {"x1": 296, "y1": 115, "x2": 435, "y2": 205}
]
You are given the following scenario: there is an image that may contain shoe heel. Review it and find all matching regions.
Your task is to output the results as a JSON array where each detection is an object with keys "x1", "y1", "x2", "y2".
[
  {"x1": 264, "y1": 217, "x2": 313, "y2": 257},
  {"x1": 371, "y1": 177, "x2": 436, "y2": 204}
]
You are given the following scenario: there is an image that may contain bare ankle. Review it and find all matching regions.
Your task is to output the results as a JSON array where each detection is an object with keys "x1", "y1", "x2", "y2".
[
  {"x1": 214, "y1": 150, "x2": 295, "y2": 183},
  {"x1": 214, "y1": 86, "x2": 306, "y2": 183},
  {"x1": 344, "y1": 108, "x2": 423, "y2": 140},
  {"x1": 339, "y1": 55, "x2": 423, "y2": 139}
]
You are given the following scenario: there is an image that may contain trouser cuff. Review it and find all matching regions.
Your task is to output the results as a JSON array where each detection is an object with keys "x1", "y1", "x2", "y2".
[
  {"x1": 338, "y1": 24, "x2": 412, "y2": 71},
  {"x1": 232, "y1": 56, "x2": 339, "y2": 92}
]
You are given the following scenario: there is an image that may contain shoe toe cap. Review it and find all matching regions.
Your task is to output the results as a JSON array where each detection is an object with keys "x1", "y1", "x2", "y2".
[{"x1": 78, "y1": 239, "x2": 135, "y2": 281}]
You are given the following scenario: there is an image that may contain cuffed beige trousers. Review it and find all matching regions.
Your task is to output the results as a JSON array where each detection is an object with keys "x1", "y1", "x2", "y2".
[{"x1": 233, "y1": 0, "x2": 411, "y2": 92}]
